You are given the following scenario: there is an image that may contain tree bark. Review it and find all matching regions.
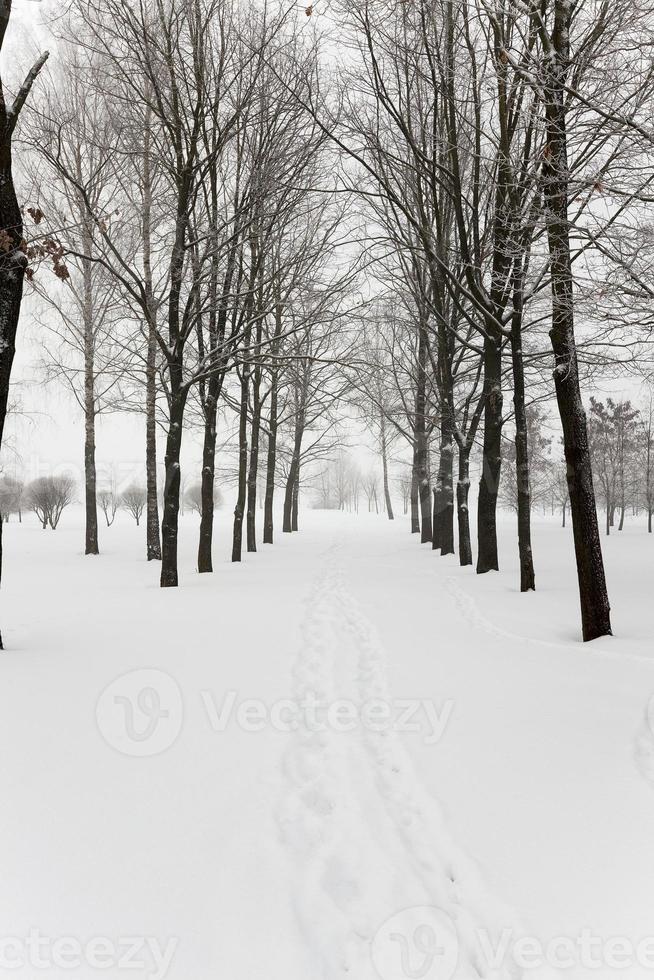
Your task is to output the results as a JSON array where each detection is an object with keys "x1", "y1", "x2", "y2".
[
  {"x1": 410, "y1": 444, "x2": 420, "y2": 534},
  {"x1": 476, "y1": 335, "x2": 503, "y2": 573},
  {"x1": 246, "y1": 362, "x2": 262, "y2": 552},
  {"x1": 510, "y1": 268, "x2": 535, "y2": 591},
  {"x1": 160, "y1": 379, "x2": 187, "y2": 587},
  {"x1": 81, "y1": 217, "x2": 99, "y2": 556},
  {"x1": 145, "y1": 316, "x2": 161, "y2": 561},
  {"x1": 263, "y1": 300, "x2": 283, "y2": 544},
  {"x1": 232, "y1": 357, "x2": 250, "y2": 562},
  {"x1": 416, "y1": 318, "x2": 432, "y2": 542},
  {"x1": 380, "y1": 411, "x2": 394, "y2": 520},
  {"x1": 456, "y1": 446, "x2": 473, "y2": 566},
  {"x1": 433, "y1": 414, "x2": 454, "y2": 555}
]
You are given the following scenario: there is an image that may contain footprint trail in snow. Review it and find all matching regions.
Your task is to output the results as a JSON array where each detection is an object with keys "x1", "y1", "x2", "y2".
[{"x1": 277, "y1": 542, "x2": 526, "y2": 980}]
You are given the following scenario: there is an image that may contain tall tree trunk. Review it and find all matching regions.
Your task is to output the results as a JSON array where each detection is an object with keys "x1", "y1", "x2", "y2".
[
  {"x1": 83, "y1": 397, "x2": 98, "y2": 556},
  {"x1": 197, "y1": 249, "x2": 235, "y2": 572},
  {"x1": 160, "y1": 378, "x2": 187, "y2": 587},
  {"x1": 433, "y1": 415, "x2": 454, "y2": 554},
  {"x1": 145, "y1": 317, "x2": 161, "y2": 561},
  {"x1": 232, "y1": 358, "x2": 250, "y2": 562},
  {"x1": 283, "y1": 384, "x2": 304, "y2": 533},
  {"x1": 410, "y1": 443, "x2": 420, "y2": 533},
  {"x1": 283, "y1": 454, "x2": 300, "y2": 533},
  {"x1": 246, "y1": 365, "x2": 261, "y2": 552},
  {"x1": 291, "y1": 470, "x2": 299, "y2": 531},
  {"x1": 542, "y1": 0, "x2": 611, "y2": 640},
  {"x1": 477, "y1": 335, "x2": 503, "y2": 573},
  {"x1": 198, "y1": 391, "x2": 218, "y2": 571},
  {"x1": 263, "y1": 300, "x2": 283, "y2": 544},
  {"x1": 80, "y1": 216, "x2": 99, "y2": 557},
  {"x1": 380, "y1": 411, "x2": 394, "y2": 520},
  {"x1": 416, "y1": 319, "x2": 432, "y2": 542},
  {"x1": 510, "y1": 268, "x2": 535, "y2": 591},
  {"x1": 456, "y1": 445, "x2": 473, "y2": 566}
]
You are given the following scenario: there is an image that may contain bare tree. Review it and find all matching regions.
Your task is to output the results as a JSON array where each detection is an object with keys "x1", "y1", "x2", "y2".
[
  {"x1": 121, "y1": 484, "x2": 146, "y2": 526},
  {"x1": 27, "y1": 475, "x2": 76, "y2": 529}
]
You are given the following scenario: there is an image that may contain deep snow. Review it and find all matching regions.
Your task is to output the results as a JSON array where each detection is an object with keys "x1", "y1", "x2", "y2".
[{"x1": 1, "y1": 507, "x2": 653, "y2": 980}]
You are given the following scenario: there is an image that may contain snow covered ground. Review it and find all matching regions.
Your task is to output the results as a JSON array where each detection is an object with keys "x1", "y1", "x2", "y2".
[{"x1": 1, "y1": 507, "x2": 653, "y2": 980}]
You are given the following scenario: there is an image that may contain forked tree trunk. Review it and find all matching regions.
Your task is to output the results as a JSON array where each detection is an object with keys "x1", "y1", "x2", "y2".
[
  {"x1": 542, "y1": 0, "x2": 611, "y2": 640},
  {"x1": 283, "y1": 454, "x2": 300, "y2": 533},
  {"x1": 477, "y1": 335, "x2": 503, "y2": 573}
]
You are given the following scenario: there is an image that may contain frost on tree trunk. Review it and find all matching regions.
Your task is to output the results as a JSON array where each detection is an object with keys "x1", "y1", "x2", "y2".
[{"x1": 542, "y1": 0, "x2": 611, "y2": 640}]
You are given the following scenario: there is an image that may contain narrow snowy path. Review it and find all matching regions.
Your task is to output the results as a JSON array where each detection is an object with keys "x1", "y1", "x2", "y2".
[{"x1": 277, "y1": 538, "x2": 522, "y2": 979}]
